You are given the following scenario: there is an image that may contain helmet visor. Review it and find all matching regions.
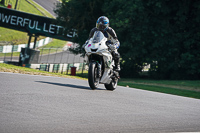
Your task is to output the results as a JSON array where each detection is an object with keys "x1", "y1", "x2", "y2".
[{"x1": 96, "y1": 23, "x2": 106, "y2": 31}]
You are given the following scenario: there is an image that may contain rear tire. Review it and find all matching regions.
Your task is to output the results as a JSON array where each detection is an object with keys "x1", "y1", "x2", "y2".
[
  {"x1": 88, "y1": 62, "x2": 99, "y2": 89},
  {"x1": 104, "y1": 78, "x2": 118, "y2": 91}
]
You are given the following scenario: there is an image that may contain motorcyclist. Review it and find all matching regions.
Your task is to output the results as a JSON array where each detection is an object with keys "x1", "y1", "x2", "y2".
[{"x1": 85, "y1": 16, "x2": 120, "y2": 71}]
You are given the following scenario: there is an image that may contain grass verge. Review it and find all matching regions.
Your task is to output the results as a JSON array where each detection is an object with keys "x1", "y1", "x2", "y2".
[
  {"x1": 119, "y1": 79, "x2": 200, "y2": 92},
  {"x1": 0, "y1": 51, "x2": 20, "y2": 57},
  {"x1": 38, "y1": 39, "x2": 67, "y2": 54},
  {"x1": 0, "y1": 39, "x2": 67, "y2": 57},
  {"x1": 0, "y1": 63, "x2": 86, "y2": 80},
  {"x1": 118, "y1": 81, "x2": 200, "y2": 99}
]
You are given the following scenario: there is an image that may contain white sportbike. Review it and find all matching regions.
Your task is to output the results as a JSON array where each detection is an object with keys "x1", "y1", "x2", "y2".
[{"x1": 84, "y1": 31, "x2": 119, "y2": 90}]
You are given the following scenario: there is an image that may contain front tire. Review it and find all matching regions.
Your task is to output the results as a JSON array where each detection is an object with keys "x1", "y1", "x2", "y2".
[{"x1": 88, "y1": 62, "x2": 99, "y2": 89}]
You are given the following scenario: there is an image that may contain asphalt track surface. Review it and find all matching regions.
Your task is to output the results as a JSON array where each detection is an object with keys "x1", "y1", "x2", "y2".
[
  {"x1": 0, "y1": 72, "x2": 200, "y2": 133},
  {"x1": 33, "y1": 0, "x2": 58, "y2": 17}
]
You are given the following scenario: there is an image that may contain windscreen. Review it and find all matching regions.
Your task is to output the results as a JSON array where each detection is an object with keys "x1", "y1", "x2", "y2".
[{"x1": 92, "y1": 31, "x2": 104, "y2": 43}]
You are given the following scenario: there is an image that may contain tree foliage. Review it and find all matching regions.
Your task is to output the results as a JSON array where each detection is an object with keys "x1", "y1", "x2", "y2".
[
  {"x1": 55, "y1": 0, "x2": 200, "y2": 79},
  {"x1": 55, "y1": 0, "x2": 104, "y2": 54}
]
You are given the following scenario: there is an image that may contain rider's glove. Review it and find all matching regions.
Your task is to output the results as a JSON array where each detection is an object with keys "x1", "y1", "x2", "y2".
[{"x1": 108, "y1": 44, "x2": 116, "y2": 51}]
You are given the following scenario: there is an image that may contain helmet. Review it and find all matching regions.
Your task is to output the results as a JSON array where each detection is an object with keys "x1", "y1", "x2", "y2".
[{"x1": 96, "y1": 16, "x2": 109, "y2": 31}]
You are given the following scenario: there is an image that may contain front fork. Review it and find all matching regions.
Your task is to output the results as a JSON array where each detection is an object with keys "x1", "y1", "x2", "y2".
[
  {"x1": 88, "y1": 54, "x2": 103, "y2": 78},
  {"x1": 97, "y1": 62, "x2": 101, "y2": 78}
]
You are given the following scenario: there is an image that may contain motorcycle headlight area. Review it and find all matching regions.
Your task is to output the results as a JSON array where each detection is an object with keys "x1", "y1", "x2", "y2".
[{"x1": 91, "y1": 48, "x2": 98, "y2": 52}]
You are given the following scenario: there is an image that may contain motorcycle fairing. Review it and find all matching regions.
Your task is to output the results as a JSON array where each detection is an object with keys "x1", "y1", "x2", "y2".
[{"x1": 84, "y1": 31, "x2": 114, "y2": 84}]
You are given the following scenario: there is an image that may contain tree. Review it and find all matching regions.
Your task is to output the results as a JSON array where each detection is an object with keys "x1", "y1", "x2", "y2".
[
  {"x1": 54, "y1": 0, "x2": 105, "y2": 54},
  {"x1": 55, "y1": 0, "x2": 200, "y2": 79},
  {"x1": 103, "y1": 0, "x2": 200, "y2": 79},
  {"x1": 0, "y1": 0, "x2": 5, "y2": 5}
]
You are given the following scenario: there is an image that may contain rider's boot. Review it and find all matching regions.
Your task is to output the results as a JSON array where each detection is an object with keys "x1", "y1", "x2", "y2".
[
  {"x1": 114, "y1": 57, "x2": 120, "y2": 72},
  {"x1": 112, "y1": 51, "x2": 120, "y2": 72}
]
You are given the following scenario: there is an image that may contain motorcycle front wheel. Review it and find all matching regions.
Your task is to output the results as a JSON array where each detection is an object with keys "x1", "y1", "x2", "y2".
[{"x1": 88, "y1": 62, "x2": 99, "y2": 89}]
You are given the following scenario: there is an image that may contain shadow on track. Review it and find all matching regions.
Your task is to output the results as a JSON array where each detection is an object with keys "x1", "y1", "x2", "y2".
[{"x1": 35, "y1": 81, "x2": 105, "y2": 90}]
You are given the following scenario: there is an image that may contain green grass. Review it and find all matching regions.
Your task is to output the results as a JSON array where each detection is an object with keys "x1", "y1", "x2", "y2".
[
  {"x1": 0, "y1": 63, "x2": 86, "y2": 80},
  {"x1": 118, "y1": 81, "x2": 200, "y2": 99},
  {"x1": 76, "y1": 71, "x2": 88, "y2": 79},
  {"x1": 0, "y1": 27, "x2": 29, "y2": 45},
  {"x1": 118, "y1": 79, "x2": 200, "y2": 99},
  {"x1": 38, "y1": 39, "x2": 67, "y2": 54},
  {"x1": 4, "y1": 0, "x2": 53, "y2": 17},
  {"x1": 39, "y1": 39, "x2": 67, "y2": 48},
  {"x1": 0, "y1": 27, "x2": 46, "y2": 45},
  {"x1": 119, "y1": 79, "x2": 200, "y2": 91},
  {"x1": 1, "y1": 63, "x2": 199, "y2": 99},
  {"x1": 0, "y1": 52, "x2": 20, "y2": 57},
  {"x1": 0, "y1": 0, "x2": 54, "y2": 45},
  {"x1": 0, "y1": 39, "x2": 67, "y2": 57}
]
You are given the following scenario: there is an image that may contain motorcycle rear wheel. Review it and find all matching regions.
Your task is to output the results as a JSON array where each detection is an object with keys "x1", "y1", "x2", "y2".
[
  {"x1": 88, "y1": 62, "x2": 99, "y2": 89},
  {"x1": 104, "y1": 78, "x2": 118, "y2": 91}
]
